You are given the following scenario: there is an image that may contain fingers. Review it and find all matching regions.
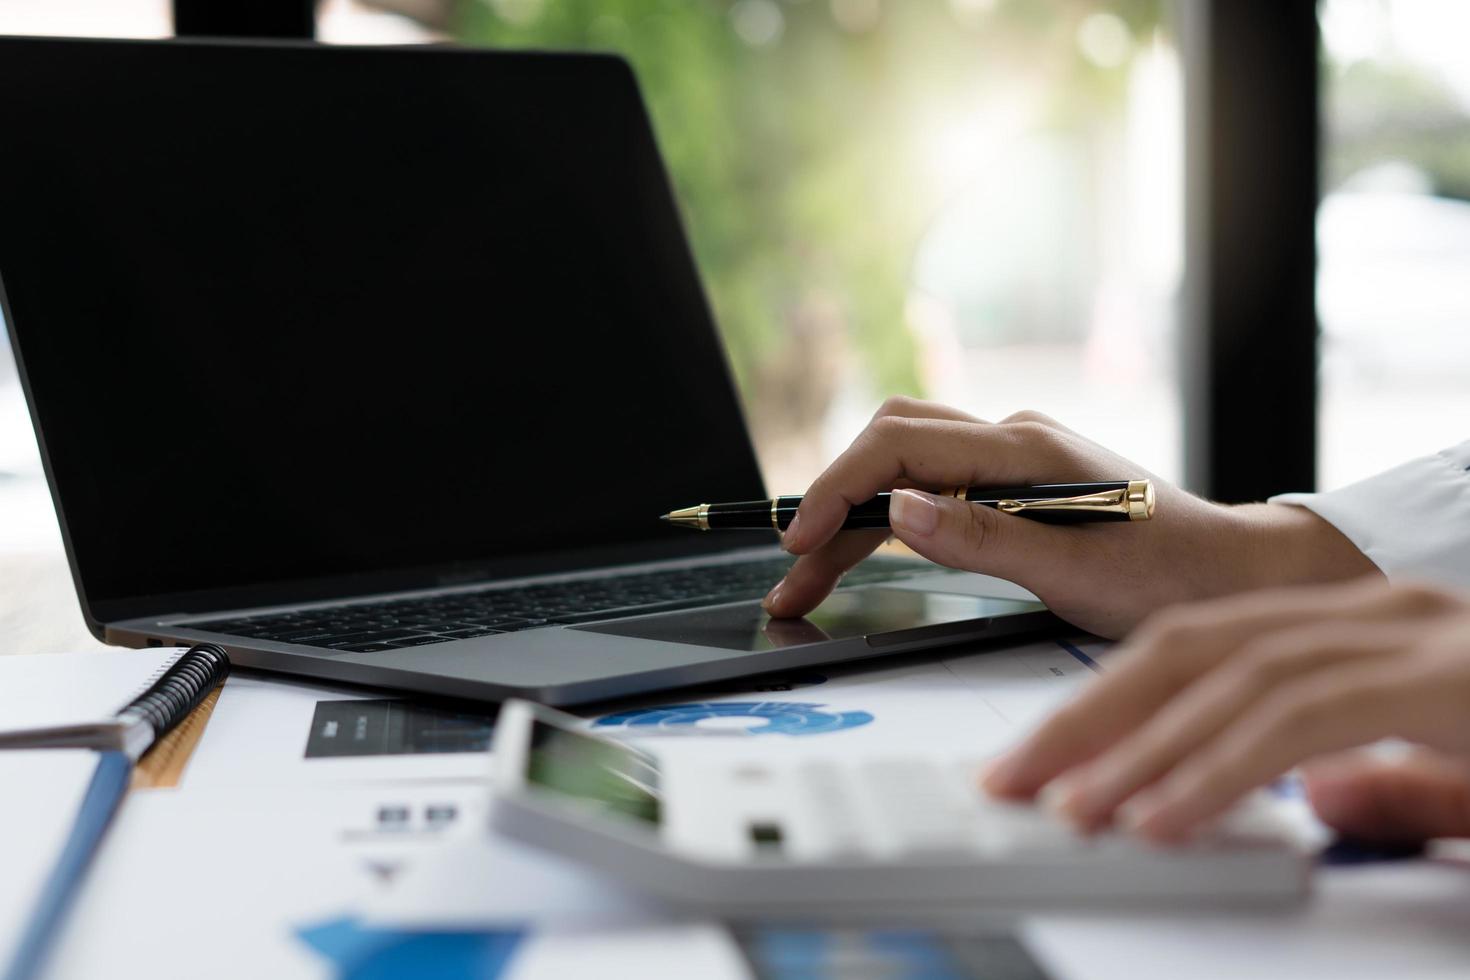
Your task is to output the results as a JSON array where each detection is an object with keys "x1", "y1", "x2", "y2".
[
  {"x1": 1044, "y1": 622, "x2": 1412, "y2": 832},
  {"x1": 983, "y1": 579, "x2": 1431, "y2": 800},
  {"x1": 982, "y1": 634, "x2": 1198, "y2": 800},
  {"x1": 871, "y1": 395, "x2": 986, "y2": 426},
  {"x1": 1119, "y1": 659, "x2": 1411, "y2": 842},
  {"x1": 763, "y1": 530, "x2": 889, "y2": 618},
  {"x1": 887, "y1": 488, "x2": 1080, "y2": 587},
  {"x1": 764, "y1": 400, "x2": 1052, "y2": 618},
  {"x1": 782, "y1": 416, "x2": 1080, "y2": 556},
  {"x1": 1302, "y1": 749, "x2": 1470, "y2": 843}
]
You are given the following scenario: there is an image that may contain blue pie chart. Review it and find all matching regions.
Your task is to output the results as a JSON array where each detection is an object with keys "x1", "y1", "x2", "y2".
[{"x1": 592, "y1": 701, "x2": 874, "y2": 736}]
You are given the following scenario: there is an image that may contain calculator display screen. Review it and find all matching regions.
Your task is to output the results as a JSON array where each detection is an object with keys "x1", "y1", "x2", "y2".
[{"x1": 526, "y1": 720, "x2": 662, "y2": 827}]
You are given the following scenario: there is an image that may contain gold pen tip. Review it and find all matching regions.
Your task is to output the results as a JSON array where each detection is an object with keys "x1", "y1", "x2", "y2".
[
  {"x1": 659, "y1": 513, "x2": 671, "y2": 522},
  {"x1": 662, "y1": 504, "x2": 709, "y2": 529}
]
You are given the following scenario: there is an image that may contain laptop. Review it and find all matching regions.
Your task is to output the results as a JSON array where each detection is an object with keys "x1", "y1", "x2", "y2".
[
  {"x1": 0, "y1": 36, "x2": 1056, "y2": 705},
  {"x1": 490, "y1": 699, "x2": 1309, "y2": 913}
]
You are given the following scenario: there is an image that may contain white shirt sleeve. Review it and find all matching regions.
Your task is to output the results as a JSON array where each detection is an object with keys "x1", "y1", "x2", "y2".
[{"x1": 1270, "y1": 440, "x2": 1470, "y2": 589}]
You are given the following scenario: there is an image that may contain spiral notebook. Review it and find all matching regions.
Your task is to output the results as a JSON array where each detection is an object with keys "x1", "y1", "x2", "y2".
[
  {"x1": 1, "y1": 644, "x2": 229, "y2": 980},
  {"x1": 0, "y1": 644, "x2": 229, "y2": 759}
]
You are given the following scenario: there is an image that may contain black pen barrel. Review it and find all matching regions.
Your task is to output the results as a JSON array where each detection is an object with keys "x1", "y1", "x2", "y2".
[
  {"x1": 703, "y1": 499, "x2": 782, "y2": 530},
  {"x1": 704, "y1": 496, "x2": 830, "y2": 530}
]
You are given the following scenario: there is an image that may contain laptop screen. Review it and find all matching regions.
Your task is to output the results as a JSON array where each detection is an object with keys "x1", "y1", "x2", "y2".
[{"x1": 0, "y1": 38, "x2": 769, "y2": 619}]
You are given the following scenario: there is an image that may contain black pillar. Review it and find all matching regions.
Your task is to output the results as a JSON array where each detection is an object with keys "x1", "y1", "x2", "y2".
[
  {"x1": 1181, "y1": 0, "x2": 1320, "y2": 502},
  {"x1": 174, "y1": 0, "x2": 316, "y2": 39}
]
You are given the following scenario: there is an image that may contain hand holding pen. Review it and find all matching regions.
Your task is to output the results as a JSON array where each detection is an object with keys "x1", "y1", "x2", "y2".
[{"x1": 745, "y1": 398, "x2": 1376, "y2": 638}]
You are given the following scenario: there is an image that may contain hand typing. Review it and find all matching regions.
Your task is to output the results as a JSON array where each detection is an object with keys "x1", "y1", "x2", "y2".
[{"x1": 984, "y1": 580, "x2": 1470, "y2": 843}]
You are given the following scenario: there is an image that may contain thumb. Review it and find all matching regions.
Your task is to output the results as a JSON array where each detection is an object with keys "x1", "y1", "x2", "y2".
[
  {"x1": 887, "y1": 488, "x2": 1073, "y2": 584},
  {"x1": 1302, "y1": 749, "x2": 1470, "y2": 843}
]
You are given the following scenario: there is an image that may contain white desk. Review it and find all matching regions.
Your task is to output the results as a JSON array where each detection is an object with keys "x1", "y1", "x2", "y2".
[
  {"x1": 29, "y1": 640, "x2": 1470, "y2": 980},
  {"x1": 41, "y1": 790, "x2": 1470, "y2": 979}
]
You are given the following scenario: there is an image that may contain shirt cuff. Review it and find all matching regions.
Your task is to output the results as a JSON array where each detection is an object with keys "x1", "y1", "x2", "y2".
[{"x1": 1270, "y1": 441, "x2": 1470, "y2": 590}]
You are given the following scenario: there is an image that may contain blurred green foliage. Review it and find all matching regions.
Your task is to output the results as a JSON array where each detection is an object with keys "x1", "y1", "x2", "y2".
[
  {"x1": 1325, "y1": 57, "x2": 1470, "y2": 200},
  {"x1": 453, "y1": 0, "x2": 1163, "y2": 434}
]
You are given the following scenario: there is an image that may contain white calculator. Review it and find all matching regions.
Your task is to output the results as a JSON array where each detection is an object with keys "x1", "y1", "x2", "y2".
[{"x1": 490, "y1": 699, "x2": 1311, "y2": 917}]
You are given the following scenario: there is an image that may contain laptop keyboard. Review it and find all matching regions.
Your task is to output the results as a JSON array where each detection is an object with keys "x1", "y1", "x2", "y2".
[{"x1": 189, "y1": 556, "x2": 926, "y2": 653}]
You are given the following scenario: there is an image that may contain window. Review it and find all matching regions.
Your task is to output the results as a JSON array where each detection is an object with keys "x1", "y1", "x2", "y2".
[
  {"x1": 1318, "y1": 0, "x2": 1470, "y2": 488},
  {"x1": 456, "y1": 0, "x2": 1184, "y2": 491}
]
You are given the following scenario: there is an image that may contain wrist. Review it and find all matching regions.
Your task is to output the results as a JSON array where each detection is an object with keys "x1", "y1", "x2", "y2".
[{"x1": 1225, "y1": 502, "x2": 1382, "y2": 591}]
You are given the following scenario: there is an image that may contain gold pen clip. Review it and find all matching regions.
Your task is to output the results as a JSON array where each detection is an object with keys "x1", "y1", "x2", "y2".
[{"x1": 993, "y1": 480, "x2": 1155, "y2": 521}]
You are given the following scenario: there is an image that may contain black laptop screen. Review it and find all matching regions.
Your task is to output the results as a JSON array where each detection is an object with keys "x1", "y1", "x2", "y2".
[{"x1": 0, "y1": 38, "x2": 768, "y2": 617}]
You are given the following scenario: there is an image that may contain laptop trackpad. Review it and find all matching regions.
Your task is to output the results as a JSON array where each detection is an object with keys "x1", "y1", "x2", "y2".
[{"x1": 572, "y1": 587, "x2": 1045, "y2": 653}]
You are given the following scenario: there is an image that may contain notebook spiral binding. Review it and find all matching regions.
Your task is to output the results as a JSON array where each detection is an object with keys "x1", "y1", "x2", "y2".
[{"x1": 121, "y1": 643, "x2": 230, "y2": 737}]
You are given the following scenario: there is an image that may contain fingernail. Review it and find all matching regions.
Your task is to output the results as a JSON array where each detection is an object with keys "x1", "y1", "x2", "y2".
[
  {"x1": 1039, "y1": 777, "x2": 1098, "y2": 831},
  {"x1": 1116, "y1": 798, "x2": 1151, "y2": 835},
  {"x1": 781, "y1": 512, "x2": 802, "y2": 552},
  {"x1": 1116, "y1": 798, "x2": 1189, "y2": 844},
  {"x1": 889, "y1": 489, "x2": 938, "y2": 536},
  {"x1": 1038, "y1": 779, "x2": 1077, "y2": 817},
  {"x1": 762, "y1": 577, "x2": 786, "y2": 611},
  {"x1": 979, "y1": 754, "x2": 1017, "y2": 795}
]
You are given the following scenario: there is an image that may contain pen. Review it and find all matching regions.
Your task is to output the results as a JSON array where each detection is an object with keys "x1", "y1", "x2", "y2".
[{"x1": 661, "y1": 480, "x2": 1155, "y2": 530}]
